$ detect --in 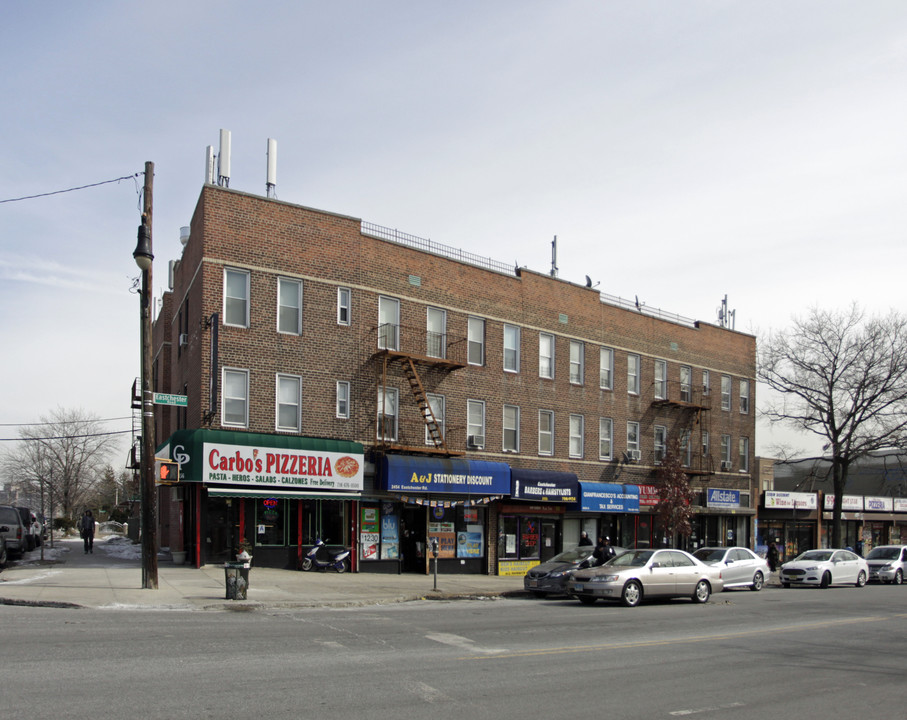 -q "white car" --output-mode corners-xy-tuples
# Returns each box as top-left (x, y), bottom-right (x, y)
(865, 545), (907, 585)
(780, 549), (868, 589)
(693, 546), (769, 591)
